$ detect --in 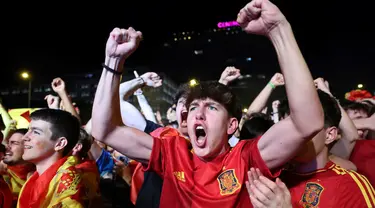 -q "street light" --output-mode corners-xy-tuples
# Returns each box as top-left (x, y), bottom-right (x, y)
(357, 84), (364, 89)
(189, 79), (198, 87)
(20, 71), (32, 108)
